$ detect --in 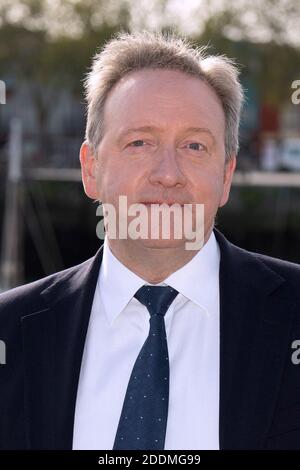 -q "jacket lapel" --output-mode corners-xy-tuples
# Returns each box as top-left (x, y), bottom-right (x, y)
(214, 229), (296, 449)
(21, 245), (104, 449)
